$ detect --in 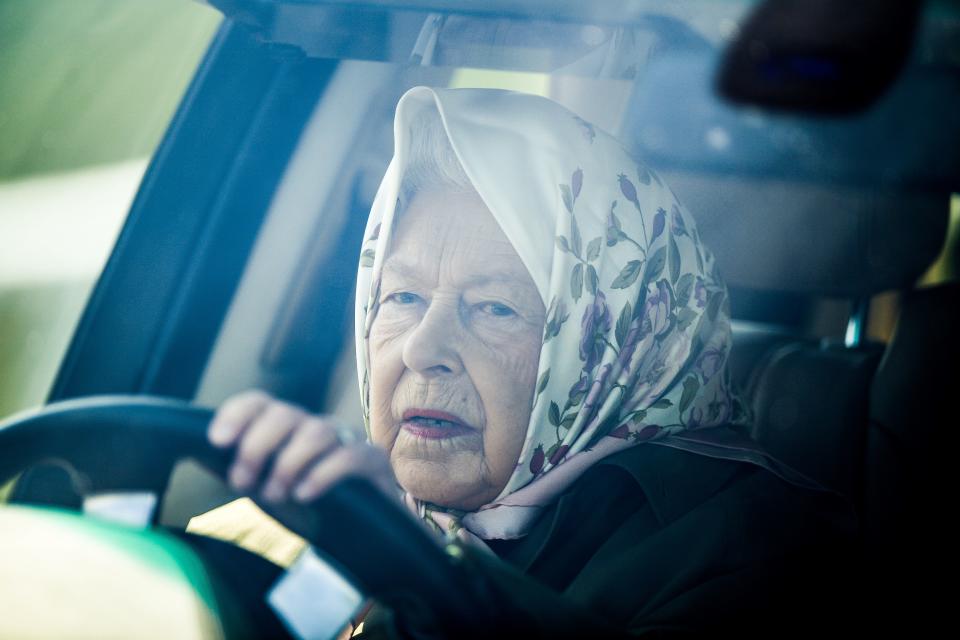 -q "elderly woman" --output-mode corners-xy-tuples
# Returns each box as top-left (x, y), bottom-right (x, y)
(208, 87), (855, 637)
